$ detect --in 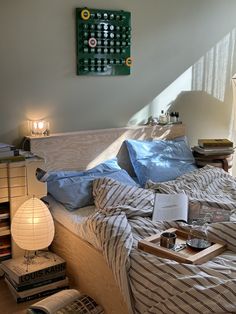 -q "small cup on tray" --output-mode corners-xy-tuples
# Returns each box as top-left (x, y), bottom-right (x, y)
(160, 232), (177, 249)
